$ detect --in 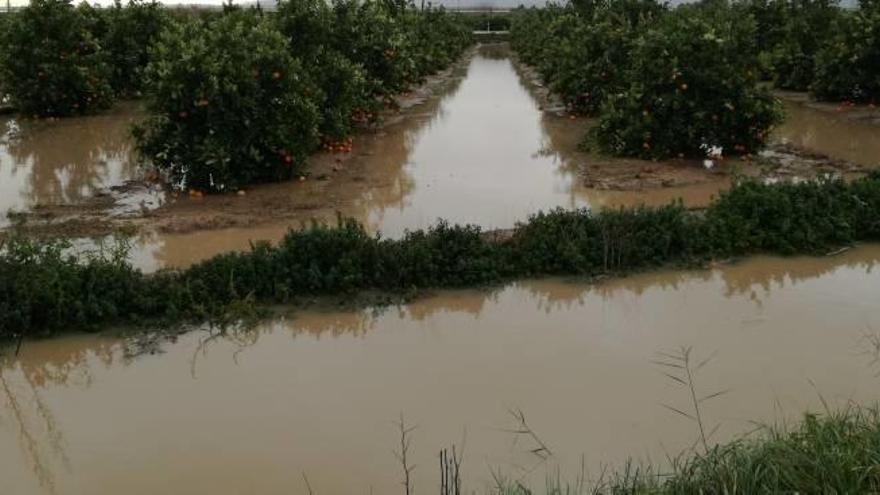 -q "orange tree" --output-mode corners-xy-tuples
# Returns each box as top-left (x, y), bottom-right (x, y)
(275, 0), (374, 140)
(405, 7), (472, 77)
(101, 0), (170, 96)
(330, 0), (416, 95)
(511, 2), (661, 116)
(0, 0), (113, 116)
(770, 0), (840, 91)
(595, 6), (783, 159)
(812, 3), (880, 103)
(134, 11), (320, 192)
